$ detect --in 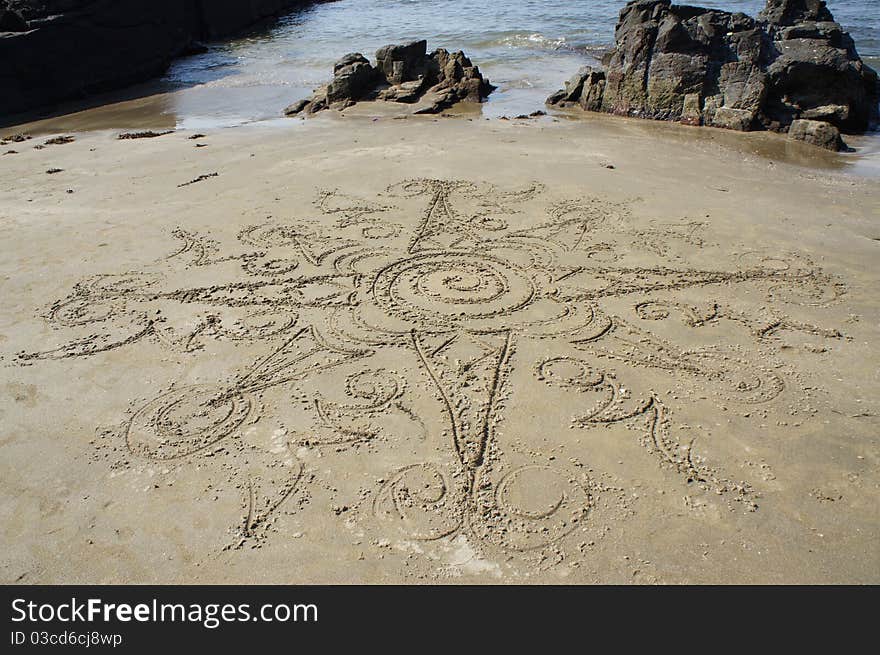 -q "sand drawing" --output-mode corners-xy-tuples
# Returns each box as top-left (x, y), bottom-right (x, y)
(17, 178), (847, 564)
